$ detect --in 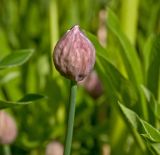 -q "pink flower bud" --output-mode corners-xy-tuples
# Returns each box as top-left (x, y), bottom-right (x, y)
(46, 141), (63, 155)
(78, 71), (103, 99)
(53, 25), (95, 82)
(102, 144), (110, 155)
(0, 111), (17, 144)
